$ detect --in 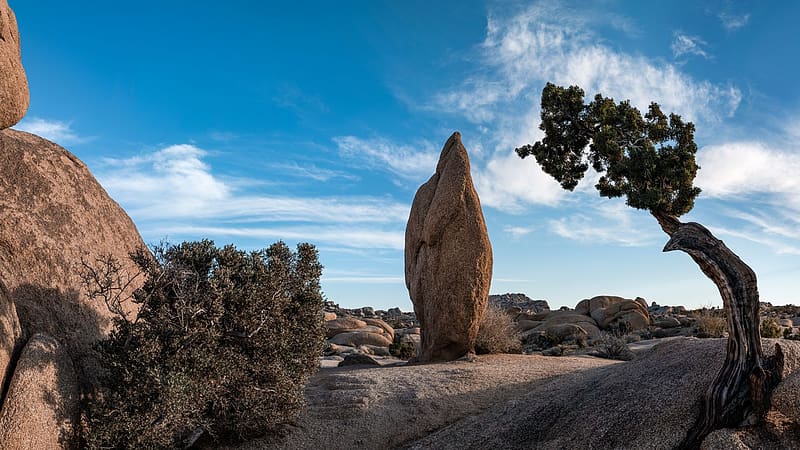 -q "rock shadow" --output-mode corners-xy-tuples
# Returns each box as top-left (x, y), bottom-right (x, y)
(8, 284), (109, 448)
